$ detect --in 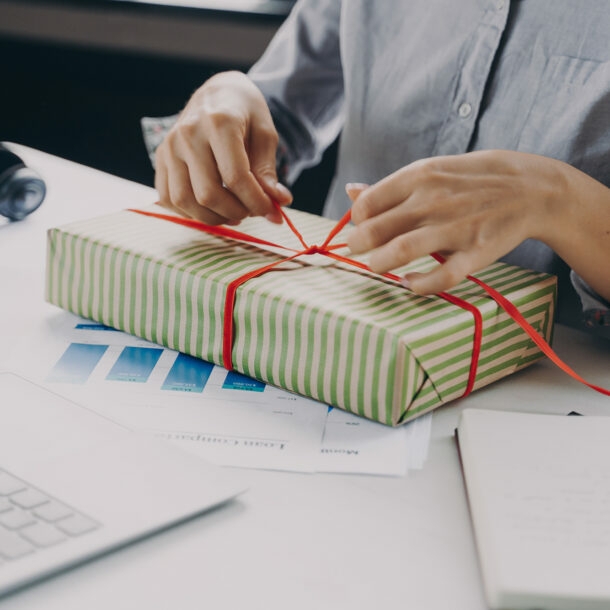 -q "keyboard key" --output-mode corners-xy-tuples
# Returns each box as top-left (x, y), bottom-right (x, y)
(10, 488), (50, 510)
(56, 514), (98, 537)
(0, 527), (35, 559)
(33, 501), (74, 523)
(0, 508), (36, 530)
(0, 472), (26, 496)
(0, 469), (102, 565)
(20, 523), (66, 548)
